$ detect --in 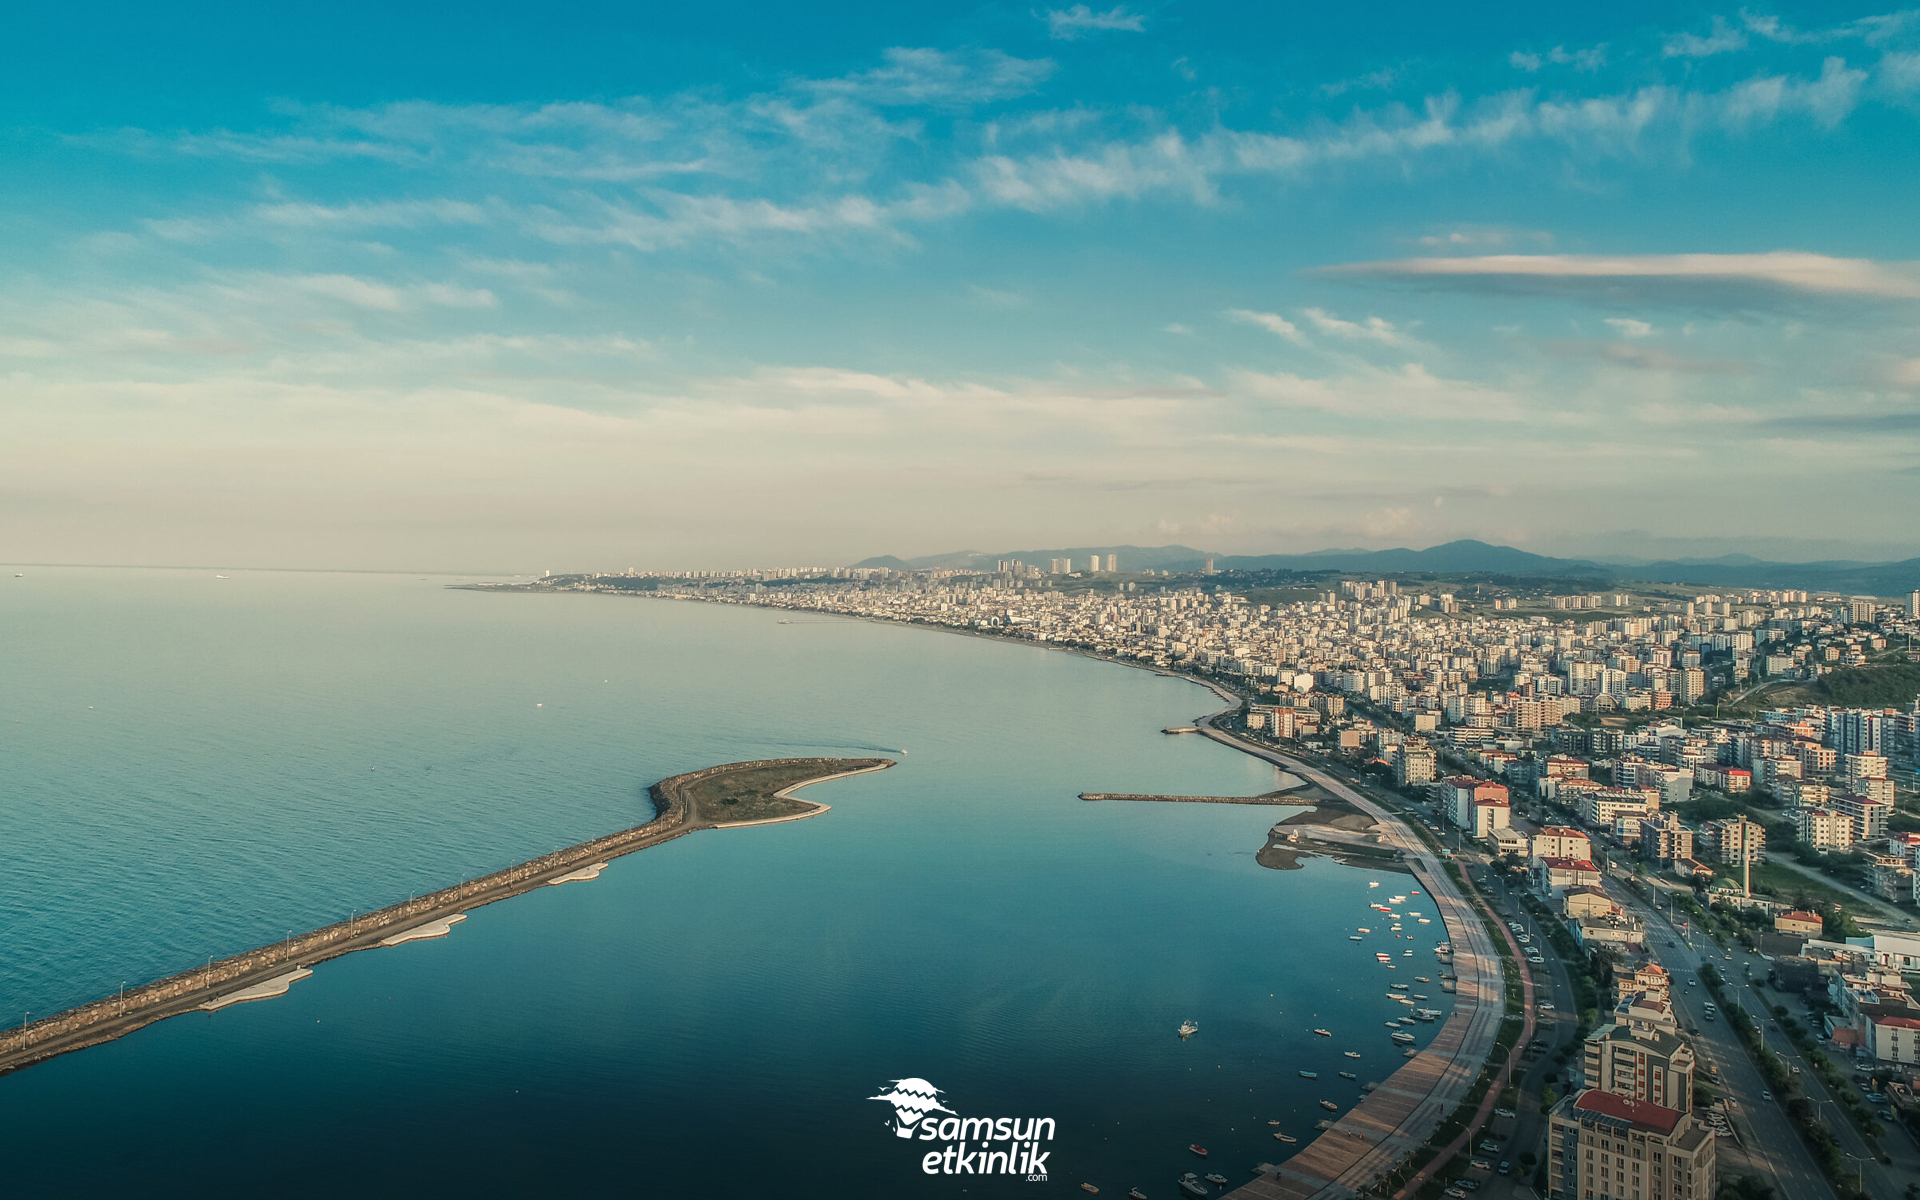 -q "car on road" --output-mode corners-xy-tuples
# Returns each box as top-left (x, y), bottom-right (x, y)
(1444, 1189), (1467, 1199)
(1478, 1140), (1501, 1153)
(1498, 1162), (1510, 1175)
(1493, 1108), (1516, 1118)
(1468, 1160), (1492, 1172)
(1539, 1002), (1555, 1011)
(1792, 1065), (1801, 1074)
(1761, 1092), (1772, 1101)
